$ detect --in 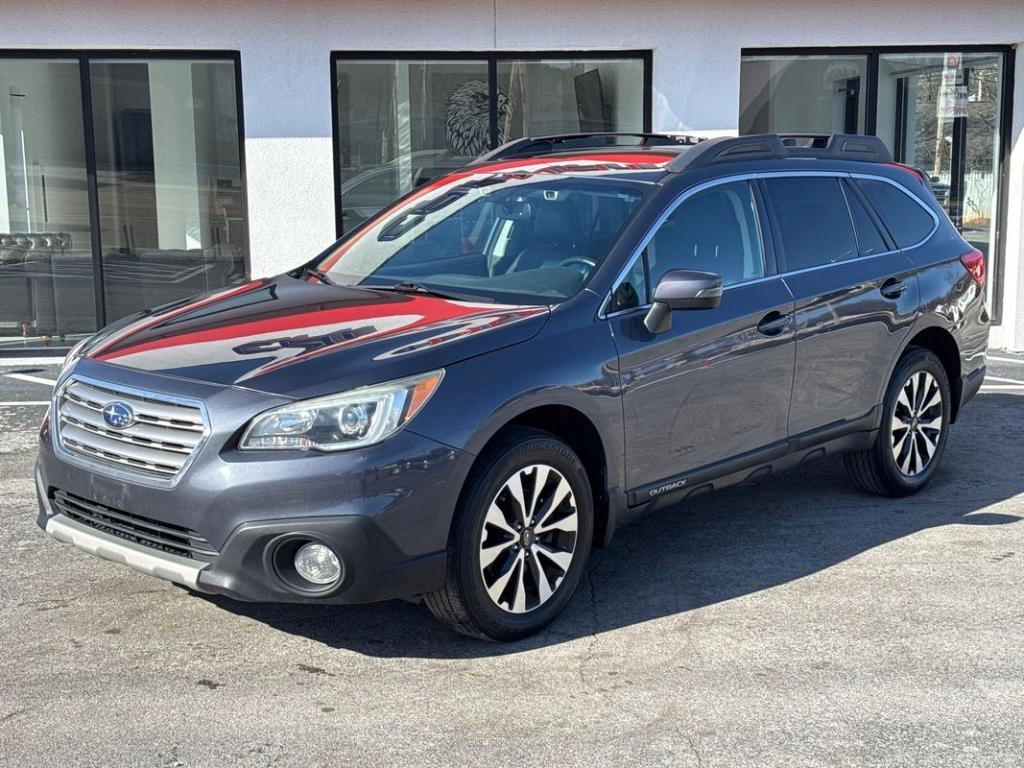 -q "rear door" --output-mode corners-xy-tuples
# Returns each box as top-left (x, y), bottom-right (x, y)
(606, 178), (796, 498)
(760, 173), (922, 437)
